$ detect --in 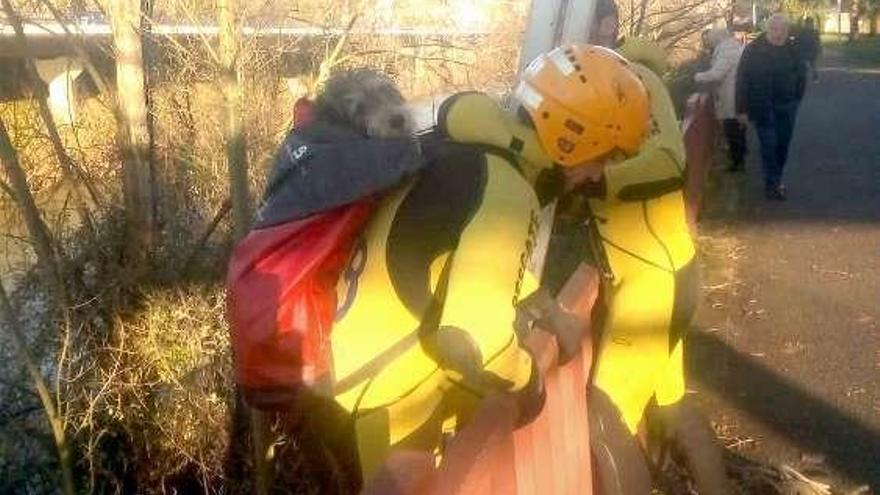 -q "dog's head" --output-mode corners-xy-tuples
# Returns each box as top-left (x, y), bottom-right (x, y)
(315, 68), (414, 138)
